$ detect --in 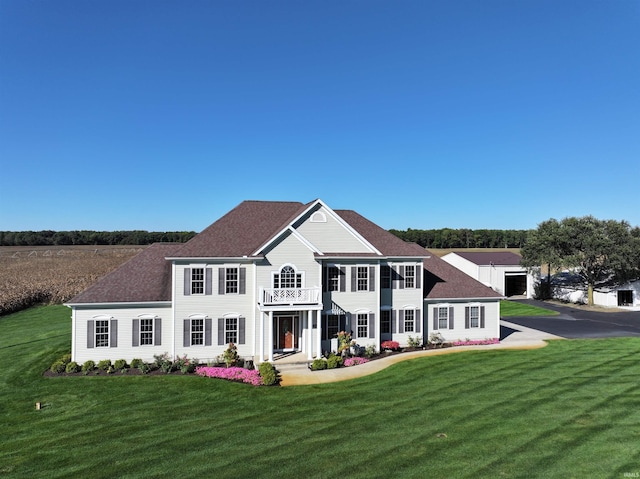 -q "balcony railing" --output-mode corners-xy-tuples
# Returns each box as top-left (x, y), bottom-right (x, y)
(260, 287), (321, 306)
